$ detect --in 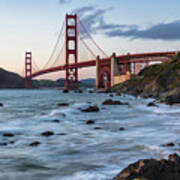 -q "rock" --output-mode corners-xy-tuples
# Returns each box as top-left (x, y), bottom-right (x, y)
(165, 95), (180, 105)
(94, 127), (102, 130)
(3, 133), (14, 137)
(78, 90), (83, 93)
(109, 94), (114, 97)
(52, 120), (60, 123)
(147, 102), (158, 107)
(86, 120), (95, 125)
(9, 141), (15, 144)
(63, 89), (69, 93)
(0, 103), (3, 107)
(81, 106), (100, 112)
(57, 133), (66, 136)
(113, 153), (180, 180)
(162, 142), (175, 147)
(57, 103), (69, 107)
(119, 127), (125, 131)
(88, 90), (94, 93)
(102, 99), (128, 105)
(41, 131), (54, 137)
(29, 141), (41, 147)
(0, 142), (8, 146)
